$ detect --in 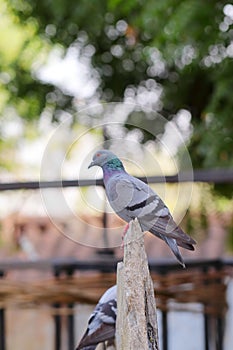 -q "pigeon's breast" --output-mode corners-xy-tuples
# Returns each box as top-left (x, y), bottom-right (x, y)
(105, 175), (135, 216)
